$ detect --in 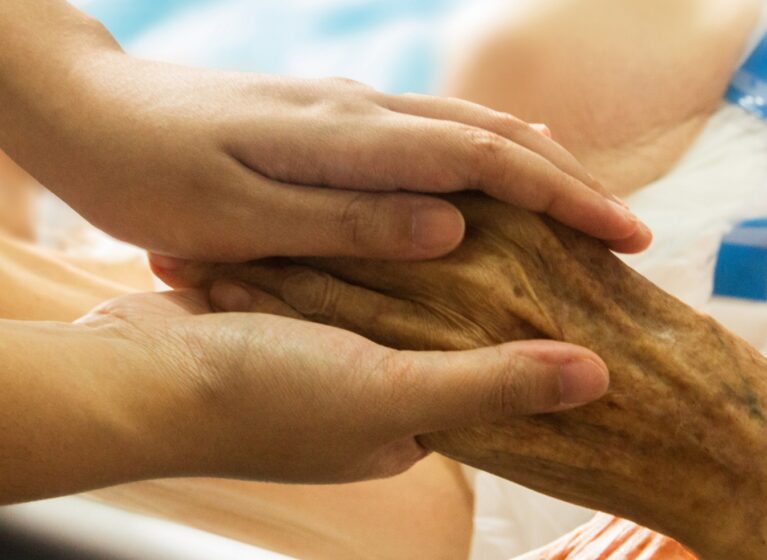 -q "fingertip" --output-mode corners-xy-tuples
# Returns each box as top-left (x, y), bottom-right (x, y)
(530, 123), (552, 138)
(558, 358), (610, 406)
(409, 199), (466, 259)
(506, 340), (610, 410)
(148, 253), (189, 288)
(582, 197), (652, 252)
(606, 221), (653, 254)
(148, 253), (188, 271)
